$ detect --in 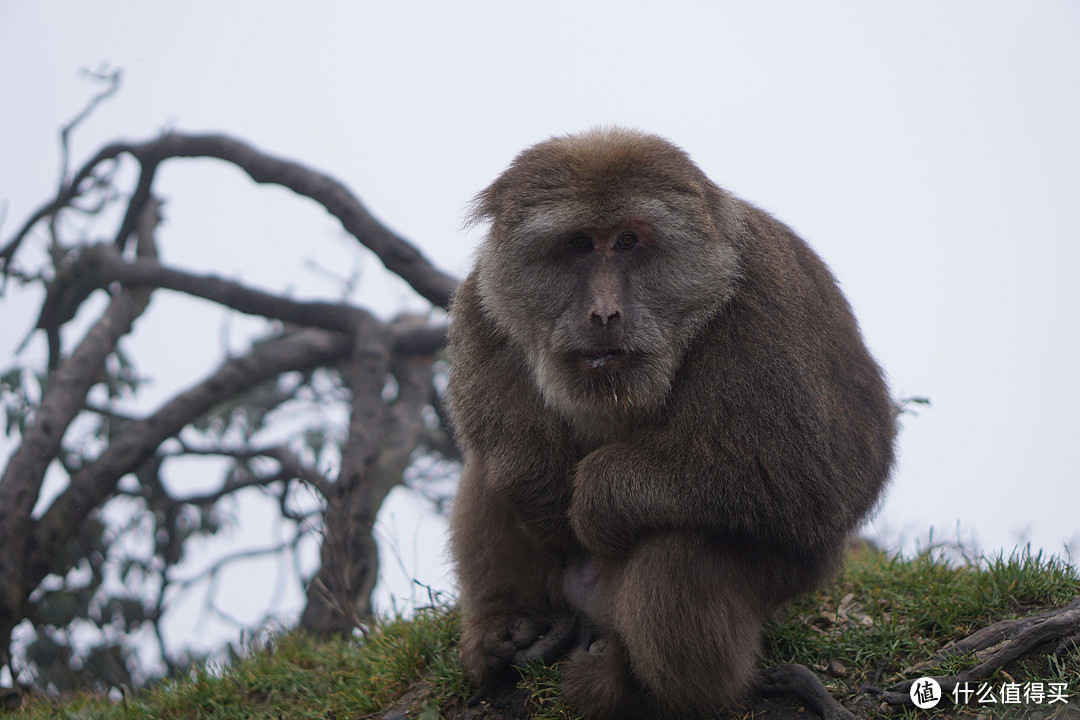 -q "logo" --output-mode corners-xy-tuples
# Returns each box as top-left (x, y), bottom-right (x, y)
(911, 677), (942, 709)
